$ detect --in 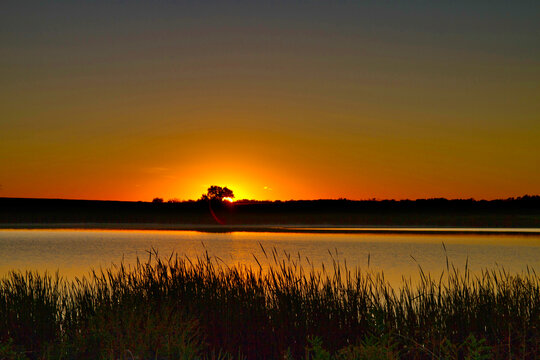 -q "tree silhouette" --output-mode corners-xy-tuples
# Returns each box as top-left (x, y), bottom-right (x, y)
(200, 186), (234, 202)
